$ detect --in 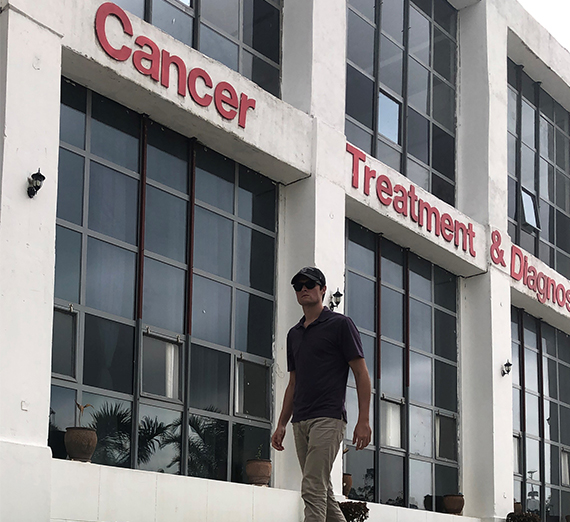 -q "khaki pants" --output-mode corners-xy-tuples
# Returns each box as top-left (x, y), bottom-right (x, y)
(292, 418), (347, 522)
